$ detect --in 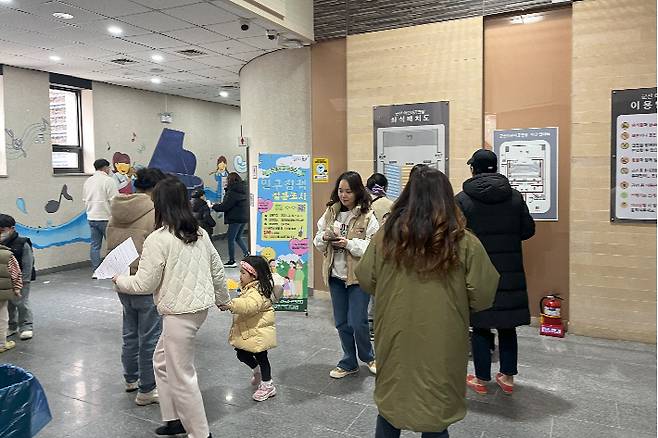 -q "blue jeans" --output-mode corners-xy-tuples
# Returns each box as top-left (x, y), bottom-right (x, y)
(328, 277), (374, 371)
(8, 283), (32, 332)
(89, 220), (108, 271)
(376, 415), (449, 438)
(226, 222), (249, 262)
(118, 293), (162, 393)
